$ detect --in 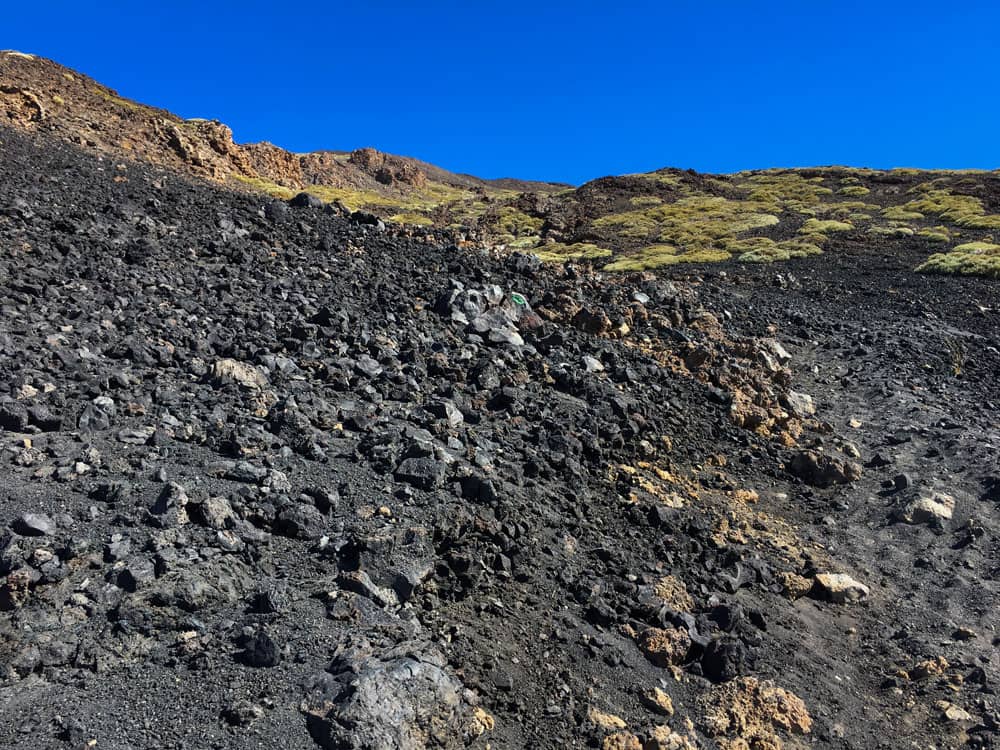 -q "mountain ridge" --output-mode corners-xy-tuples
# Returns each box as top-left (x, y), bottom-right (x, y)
(3, 49), (1000, 278)
(0, 51), (566, 202)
